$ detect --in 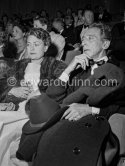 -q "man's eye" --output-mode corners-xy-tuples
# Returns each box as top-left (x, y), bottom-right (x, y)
(89, 36), (95, 41)
(35, 43), (40, 46)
